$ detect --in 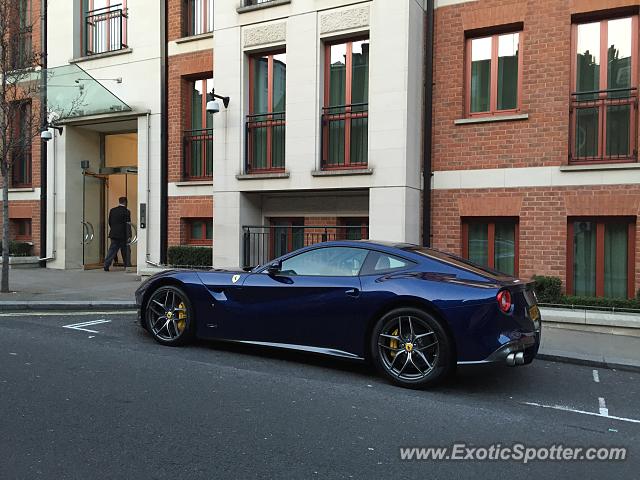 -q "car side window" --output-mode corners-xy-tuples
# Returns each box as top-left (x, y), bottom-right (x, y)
(361, 251), (414, 275)
(280, 247), (368, 276)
